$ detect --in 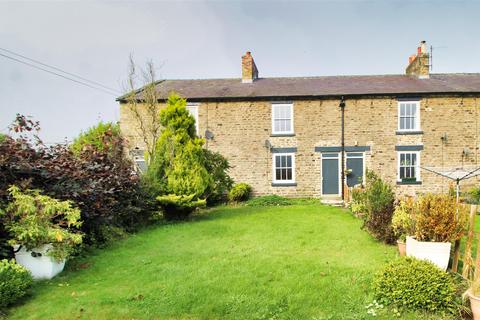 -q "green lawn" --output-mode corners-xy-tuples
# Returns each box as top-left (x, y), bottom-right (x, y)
(6, 203), (456, 319)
